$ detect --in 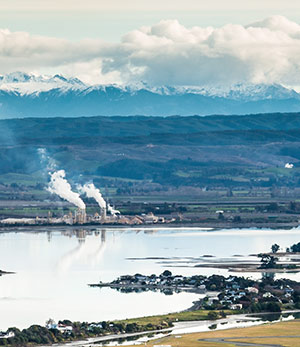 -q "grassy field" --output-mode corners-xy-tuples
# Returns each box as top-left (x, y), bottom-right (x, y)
(116, 310), (236, 325)
(114, 310), (234, 326)
(112, 320), (300, 347)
